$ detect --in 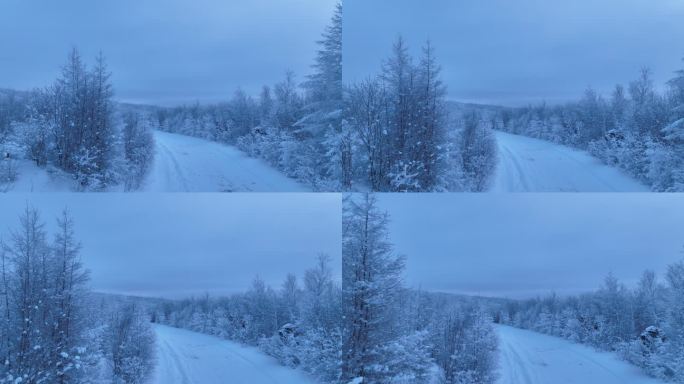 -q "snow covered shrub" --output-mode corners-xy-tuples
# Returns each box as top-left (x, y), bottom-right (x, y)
(0, 152), (17, 184)
(15, 115), (53, 167)
(434, 309), (499, 384)
(258, 323), (302, 368)
(261, 325), (343, 382)
(105, 304), (156, 384)
(618, 327), (678, 381)
(646, 140), (678, 191)
(278, 136), (321, 188)
(587, 131), (624, 166)
(367, 331), (434, 384)
(453, 112), (498, 191)
(122, 112), (155, 191)
(389, 161), (423, 192)
(73, 146), (106, 190)
(296, 328), (343, 383)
